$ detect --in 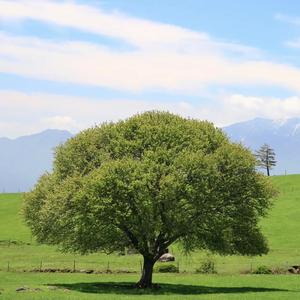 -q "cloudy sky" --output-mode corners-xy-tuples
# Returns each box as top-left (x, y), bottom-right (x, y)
(1, 0), (300, 137)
